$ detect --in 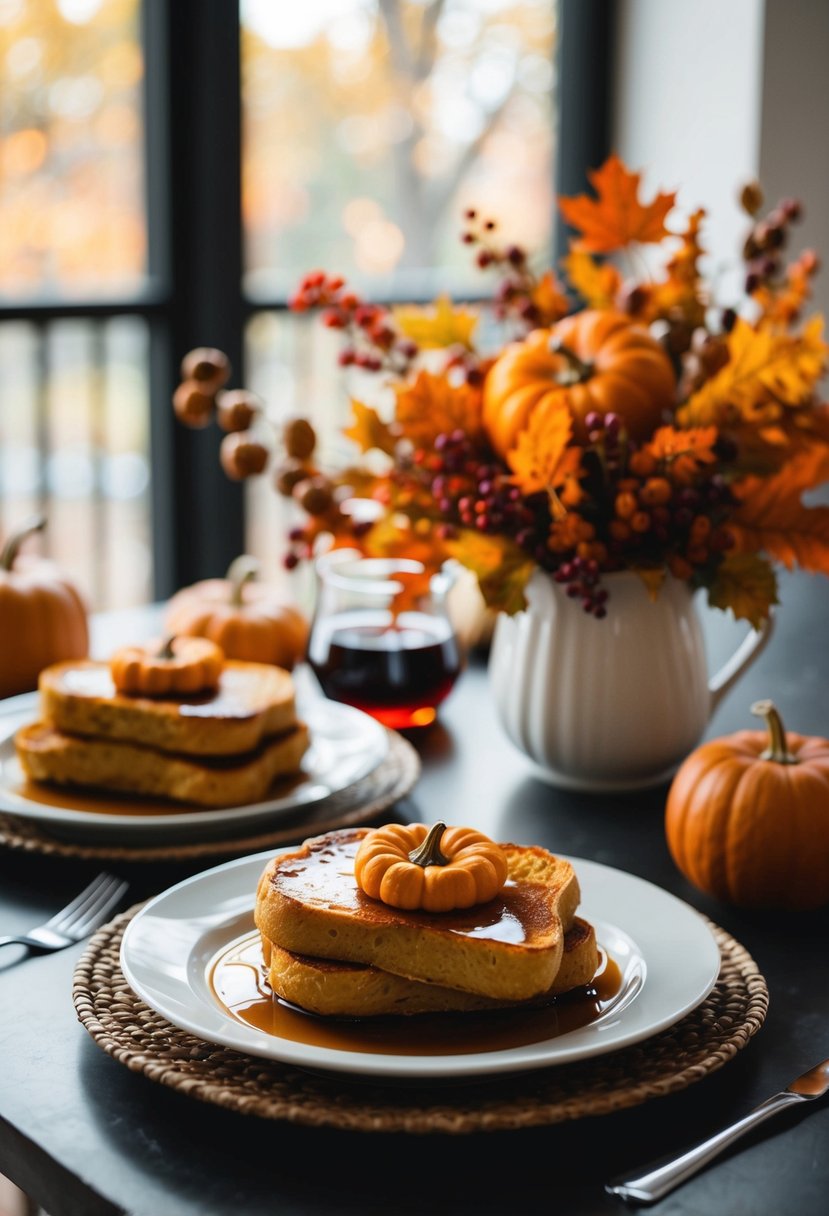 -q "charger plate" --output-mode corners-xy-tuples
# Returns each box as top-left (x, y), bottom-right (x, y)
(73, 906), (768, 1133)
(0, 728), (419, 862)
